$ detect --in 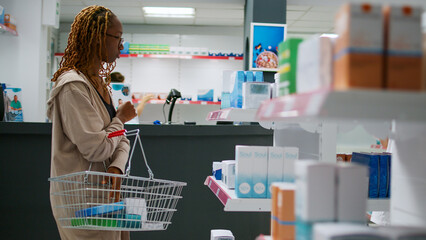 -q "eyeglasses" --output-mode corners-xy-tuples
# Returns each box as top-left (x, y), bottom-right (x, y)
(106, 33), (124, 46)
